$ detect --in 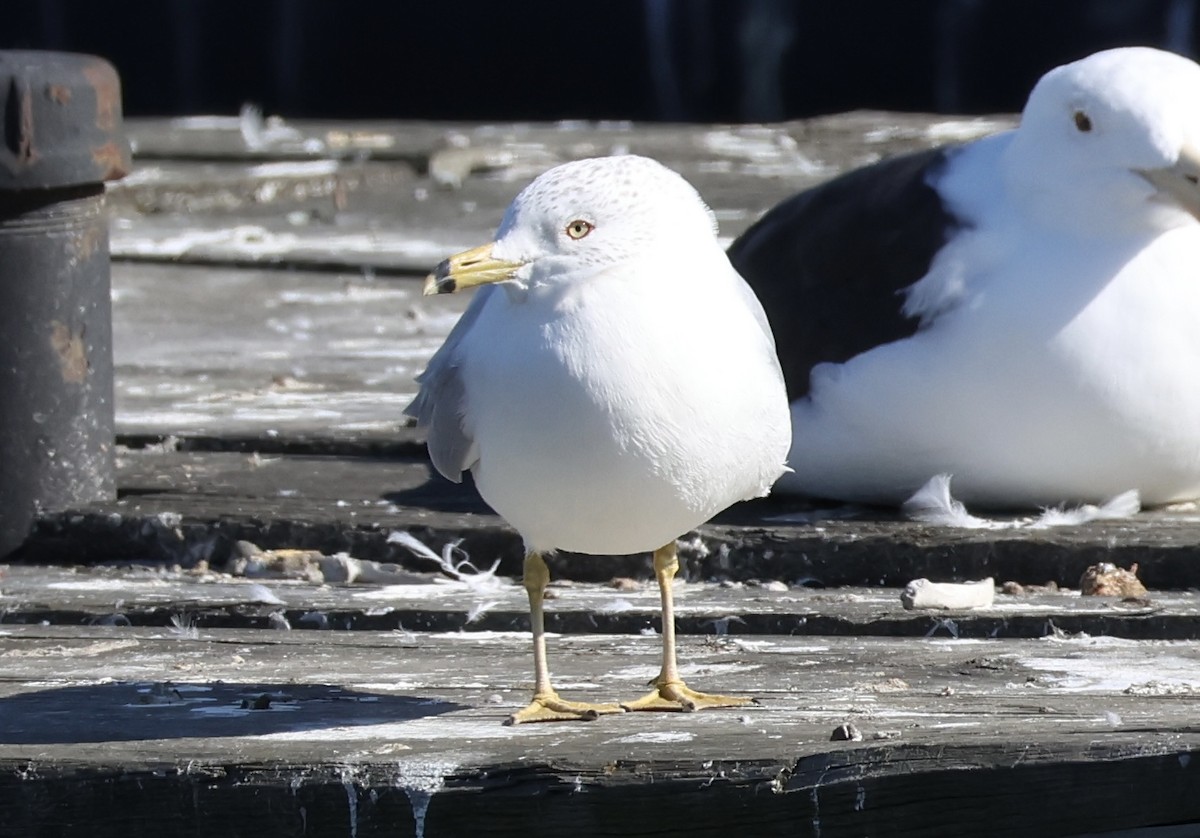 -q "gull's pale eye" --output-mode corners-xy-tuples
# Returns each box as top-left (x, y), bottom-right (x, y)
(565, 219), (594, 240)
(1073, 110), (1093, 132)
